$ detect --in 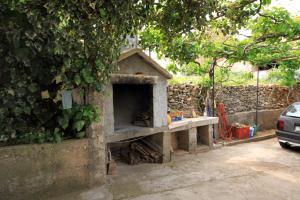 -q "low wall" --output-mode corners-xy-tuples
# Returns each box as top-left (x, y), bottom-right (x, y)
(0, 139), (91, 200)
(212, 109), (283, 139)
(215, 85), (300, 114)
(227, 109), (283, 130)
